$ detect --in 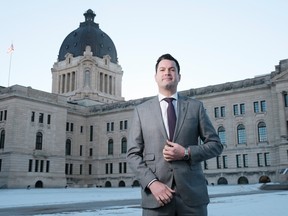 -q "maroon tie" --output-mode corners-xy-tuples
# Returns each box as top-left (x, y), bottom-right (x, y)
(163, 98), (176, 141)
